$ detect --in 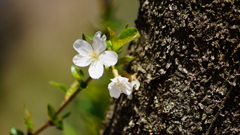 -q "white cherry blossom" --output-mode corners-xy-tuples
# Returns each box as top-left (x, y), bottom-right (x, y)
(73, 31), (118, 79)
(108, 76), (132, 98)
